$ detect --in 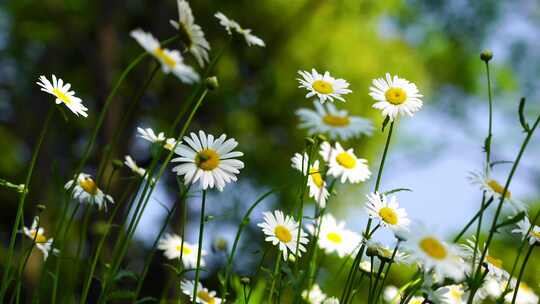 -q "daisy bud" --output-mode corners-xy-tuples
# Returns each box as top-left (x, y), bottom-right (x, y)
(480, 49), (493, 62)
(112, 159), (124, 170)
(213, 237), (228, 252)
(205, 76), (219, 90)
(288, 253), (297, 263)
(304, 137), (316, 146)
(205, 215), (214, 222)
(240, 277), (251, 285)
(16, 184), (26, 194)
(316, 134), (328, 143)
(366, 244), (378, 257)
